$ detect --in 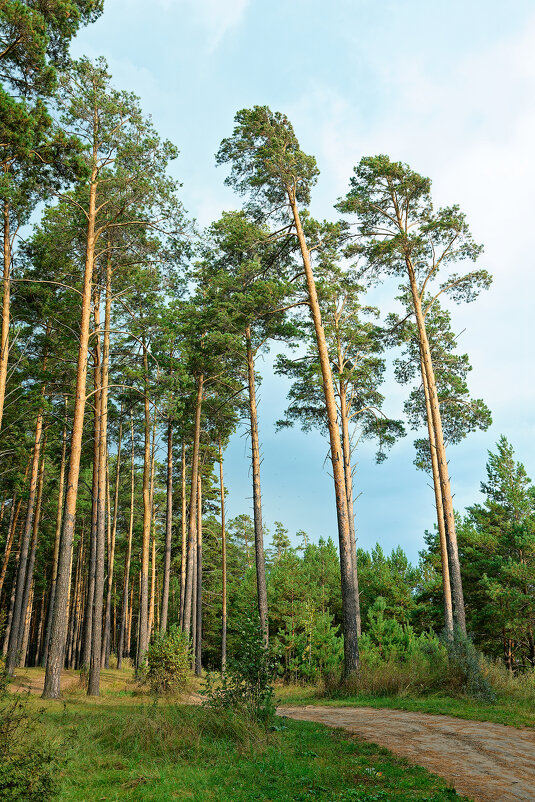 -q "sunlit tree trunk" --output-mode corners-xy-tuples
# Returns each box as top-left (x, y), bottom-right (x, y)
(179, 442), (187, 627)
(117, 415), (135, 669)
(420, 353), (454, 637)
(218, 437), (227, 674)
(407, 262), (466, 634)
(245, 326), (268, 644)
(6, 389), (47, 675)
(0, 196), (11, 432)
(43, 151), (99, 699)
(183, 375), (203, 635)
(288, 192), (359, 675)
(137, 338), (151, 666)
(195, 473), (202, 676)
(160, 421), (173, 634)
